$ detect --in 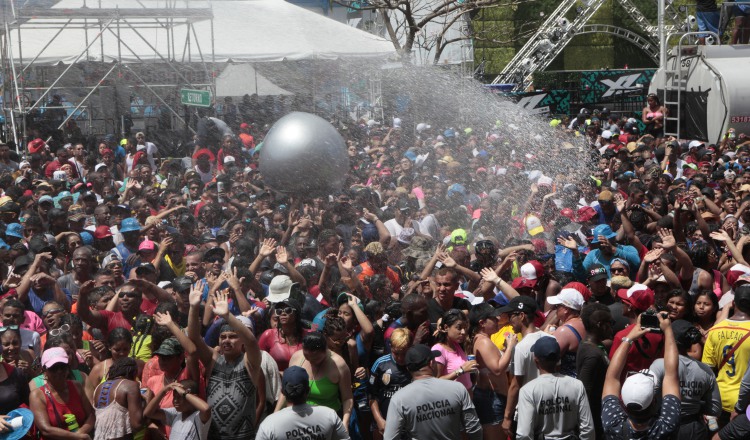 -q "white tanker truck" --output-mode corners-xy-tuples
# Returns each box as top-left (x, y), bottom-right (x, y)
(649, 44), (750, 143)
